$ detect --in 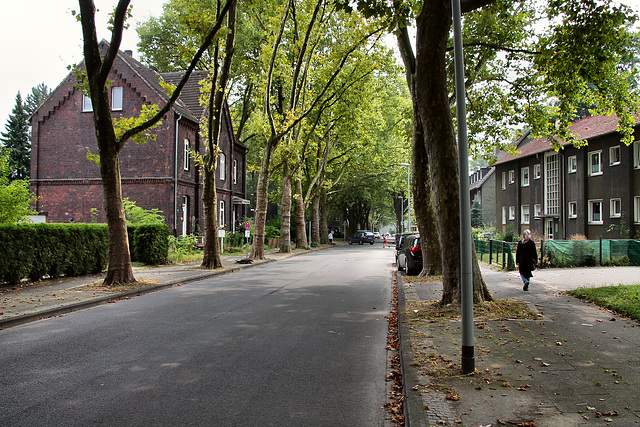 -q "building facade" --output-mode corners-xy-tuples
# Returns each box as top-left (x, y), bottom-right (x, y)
(469, 166), (496, 227)
(494, 115), (640, 240)
(30, 43), (247, 236)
